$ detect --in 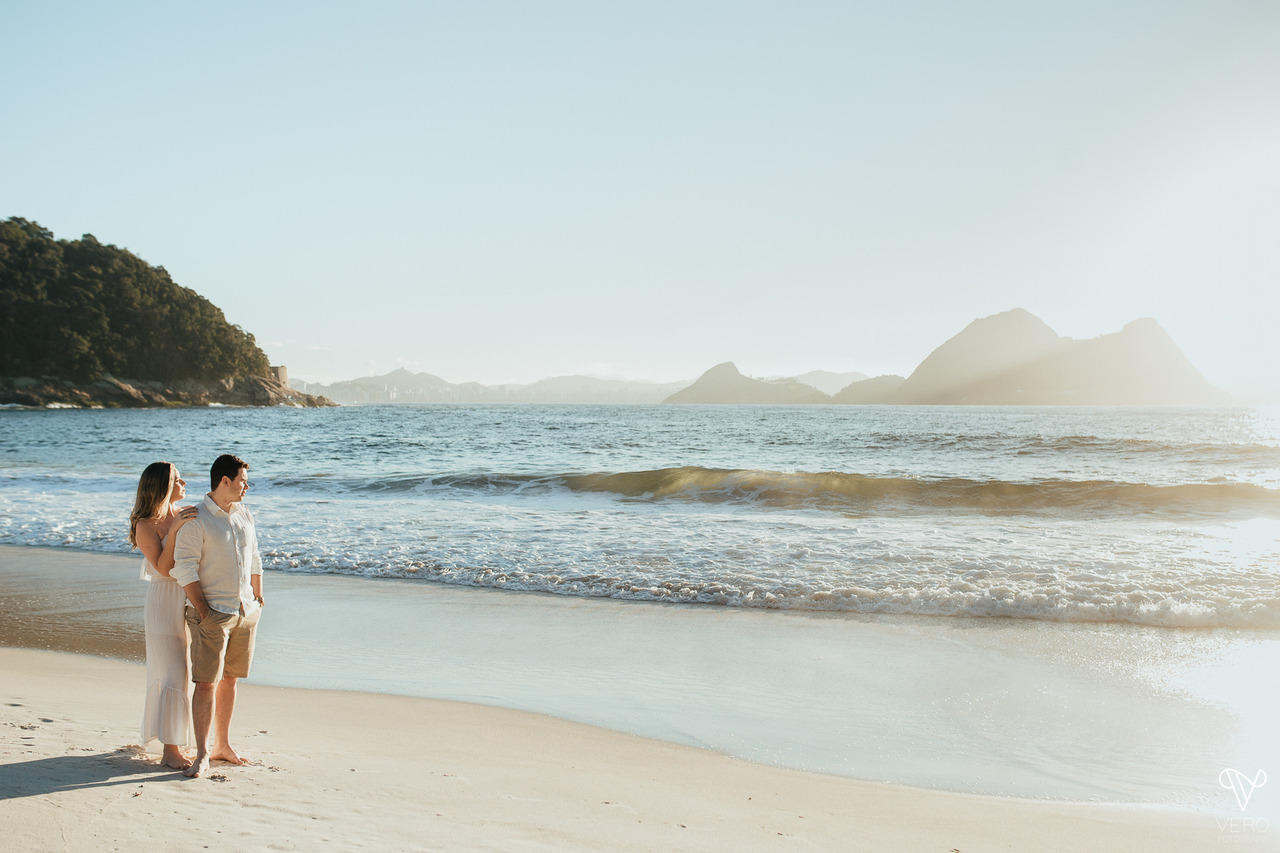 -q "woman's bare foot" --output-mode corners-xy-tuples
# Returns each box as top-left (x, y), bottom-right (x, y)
(209, 744), (246, 765)
(162, 744), (192, 771)
(184, 753), (210, 778)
